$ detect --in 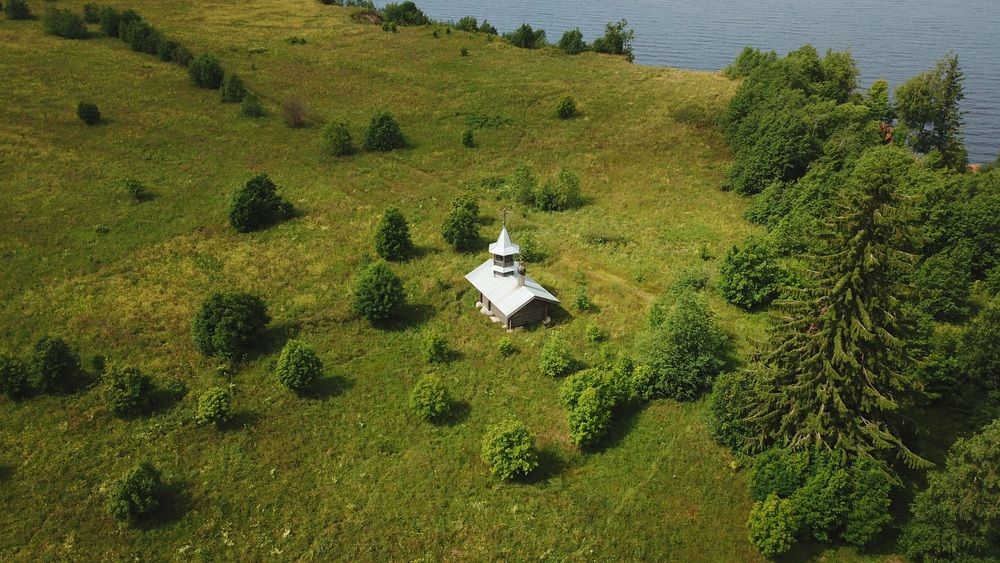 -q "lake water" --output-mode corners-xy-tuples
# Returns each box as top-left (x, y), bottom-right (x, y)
(382, 0), (1000, 163)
